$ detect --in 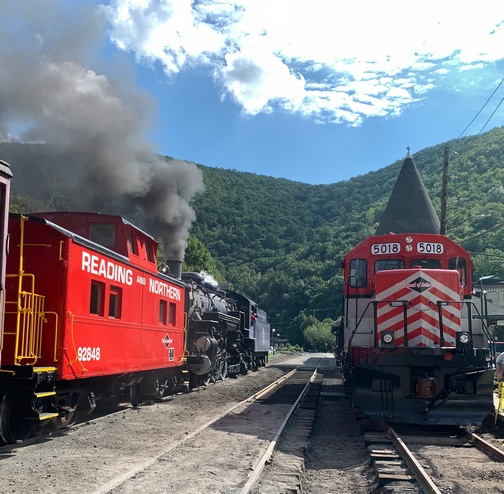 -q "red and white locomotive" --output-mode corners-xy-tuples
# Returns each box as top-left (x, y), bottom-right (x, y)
(336, 151), (496, 425)
(0, 160), (270, 444)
